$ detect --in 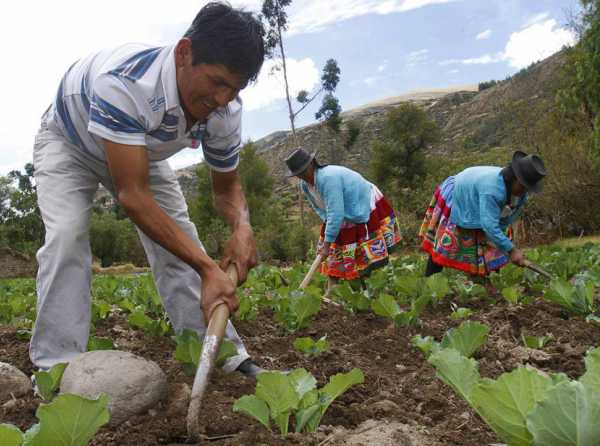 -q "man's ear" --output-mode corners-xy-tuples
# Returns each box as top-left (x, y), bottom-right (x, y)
(175, 38), (193, 68)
